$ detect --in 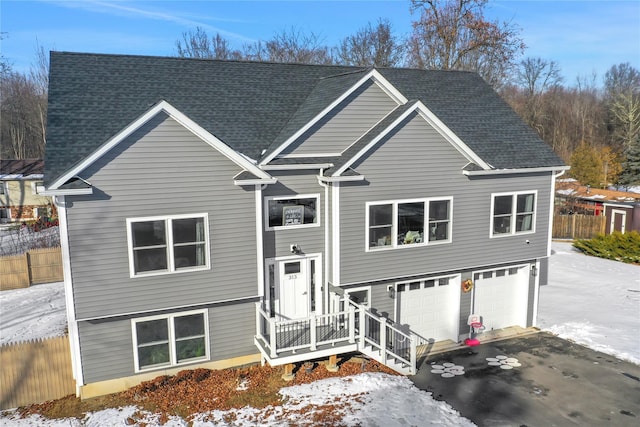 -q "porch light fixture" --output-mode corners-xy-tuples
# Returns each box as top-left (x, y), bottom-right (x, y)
(387, 285), (395, 299)
(531, 264), (537, 277)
